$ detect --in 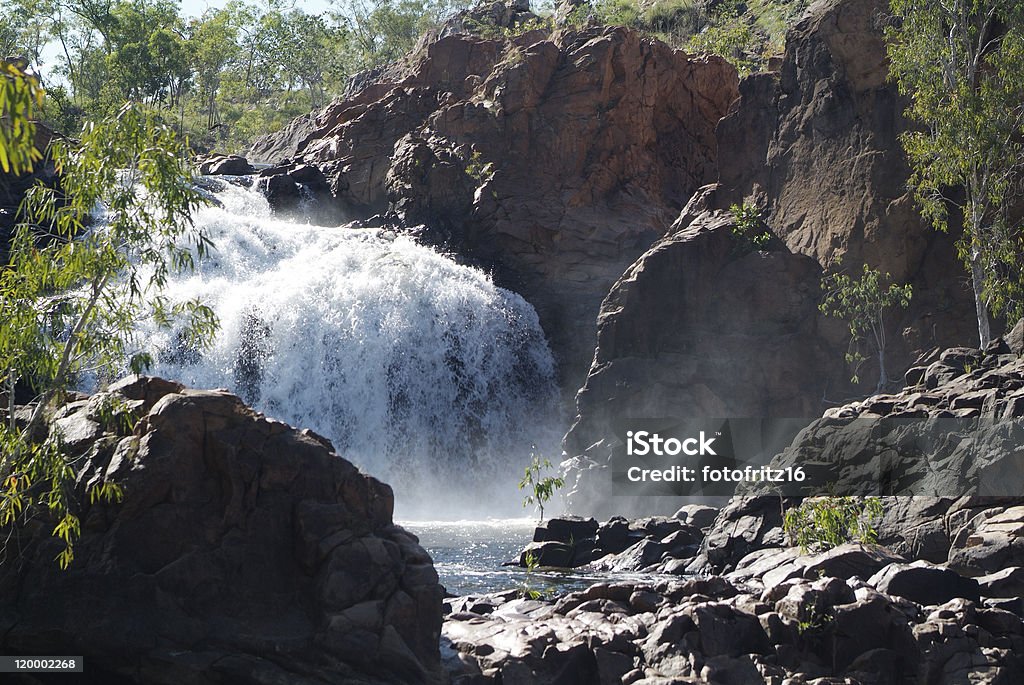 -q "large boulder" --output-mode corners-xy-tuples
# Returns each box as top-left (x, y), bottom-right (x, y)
(562, 209), (832, 516)
(868, 561), (981, 606)
(0, 377), (444, 685)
